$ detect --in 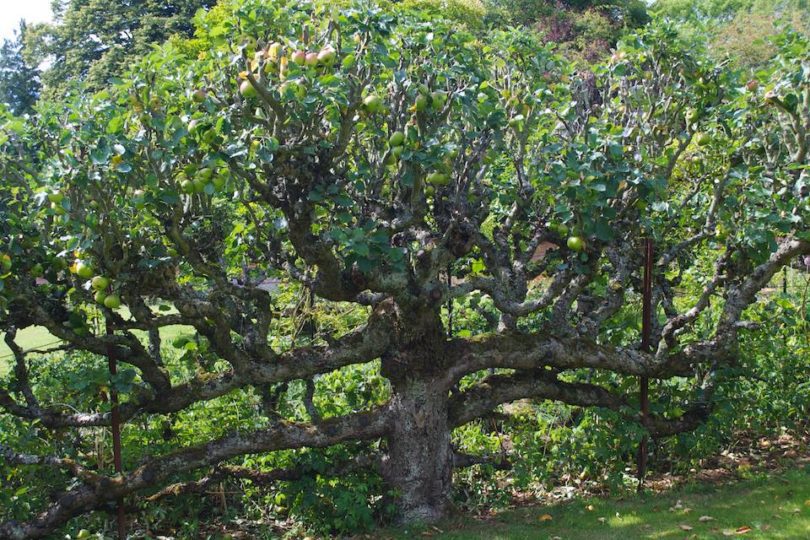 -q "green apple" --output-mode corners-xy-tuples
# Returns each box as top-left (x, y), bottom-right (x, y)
(390, 146), (404, 159)
(239, 79), (258, 99)
(363, 94), (383, 113)
(415, 94), (429, 112)
(192, 89), (207, 102)
(389, 131), (405, 147)
(91, 276), (110, 291)
(305, 52), (319, 66)
(550, 222), (568, 236)
(76, 529), (92, 540)
(47, 190), (64, 203)
(426, 172), (450, 186)
(103, 294), (121, 309)
(431, 91), (447, 109)
(94, 290), (107, 304)
(317, 46), (336, 65)
(212, 175), (226, 190)
(180, 179), (195, 194)
(696, 132), (712, 146)
(50, 202), (66, 215)
(0, 253), (11, 272)
(193, 178), (207, 194)
(292, 50), (306, 65)
(75, 261), (94, 279)
(567, 236), (586, 252)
